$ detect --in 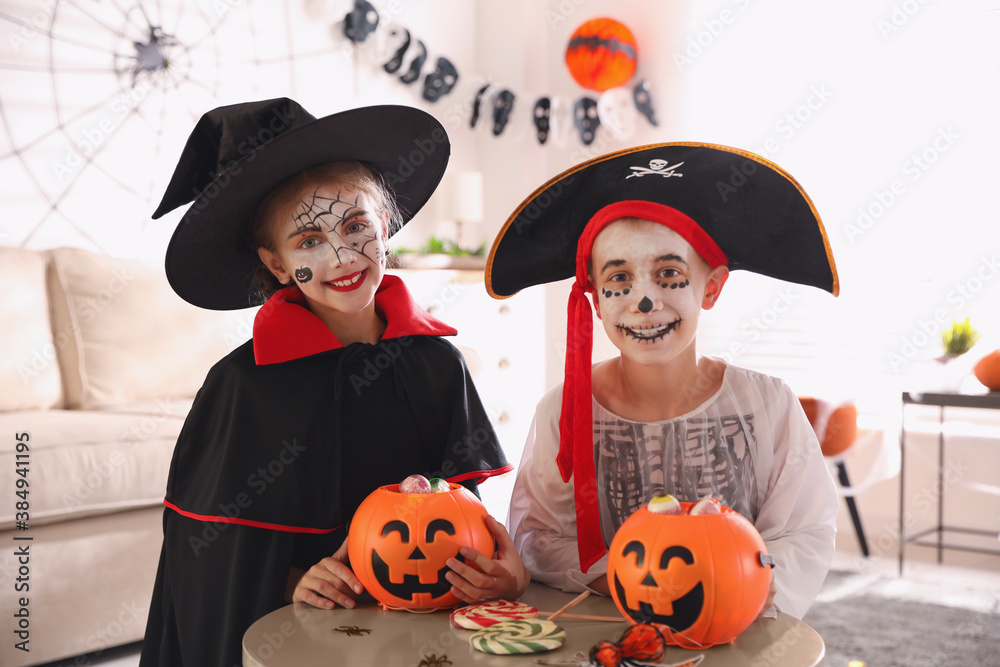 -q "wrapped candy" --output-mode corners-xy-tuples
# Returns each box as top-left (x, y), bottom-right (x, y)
(688, 497), (722, 516)
(399, 474), (433, 494)
(646, 494), (683, 515)
(428, 477), (450, 493)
